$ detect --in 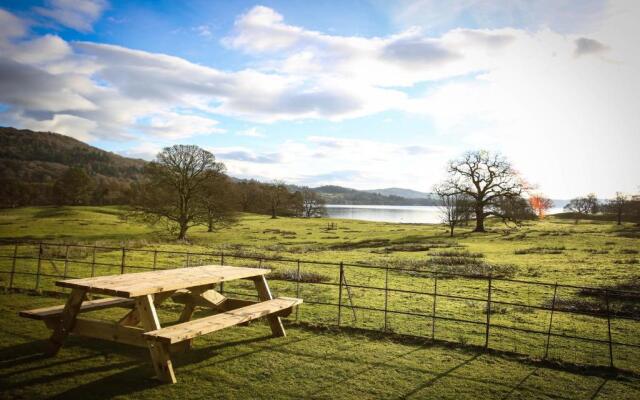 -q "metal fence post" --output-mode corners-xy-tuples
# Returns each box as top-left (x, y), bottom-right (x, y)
(605, 290), (614, 368)
(296, 259), (301, 321)
(544, 283), (558, 359)
(432, 271), (438, 341)
(485, 273), (493, 348)
(8, 243), (18, 290)
(186, 252), (190, 268)
(35, 242), (43, 290)
(120, 247), (126, 274)
(219, 251), (225, 293)
(384, 266), (389, 332)
(337, 262), (344, 326)
(90, 246), (97, 277)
